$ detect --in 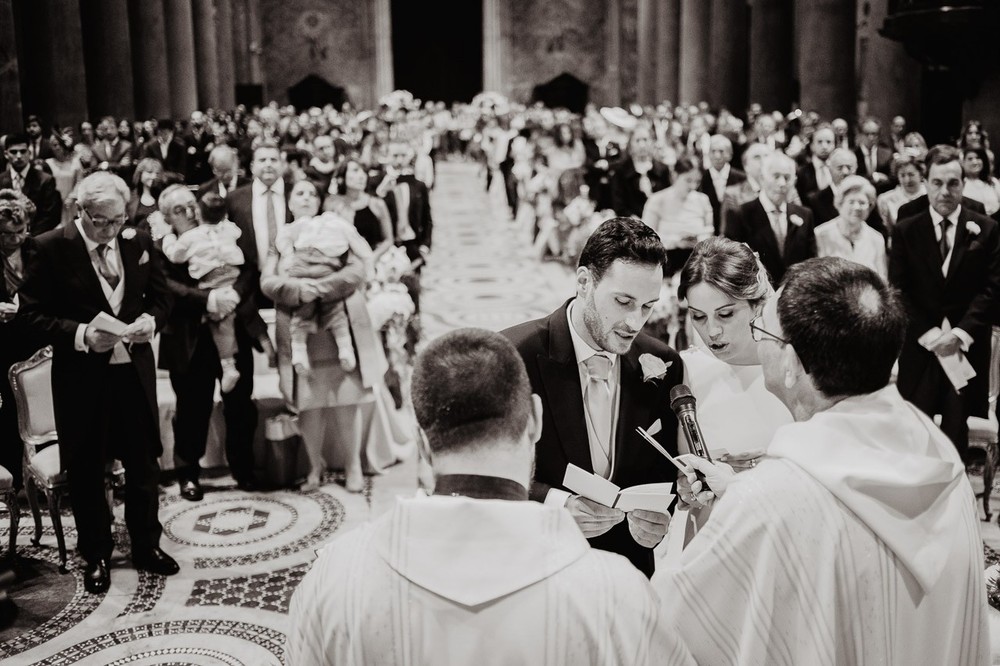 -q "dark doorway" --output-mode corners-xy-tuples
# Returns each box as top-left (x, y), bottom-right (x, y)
(391, 0), (482, 104)
(533, 73), (589, 114)
(288, 75), (348, 111)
